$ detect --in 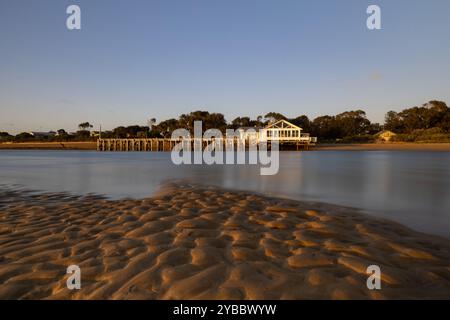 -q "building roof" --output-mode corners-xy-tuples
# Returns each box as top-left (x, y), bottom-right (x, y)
(29, 131), (55, 136)
(375, 130), (397, 136)
(265, 119), (302, 130)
